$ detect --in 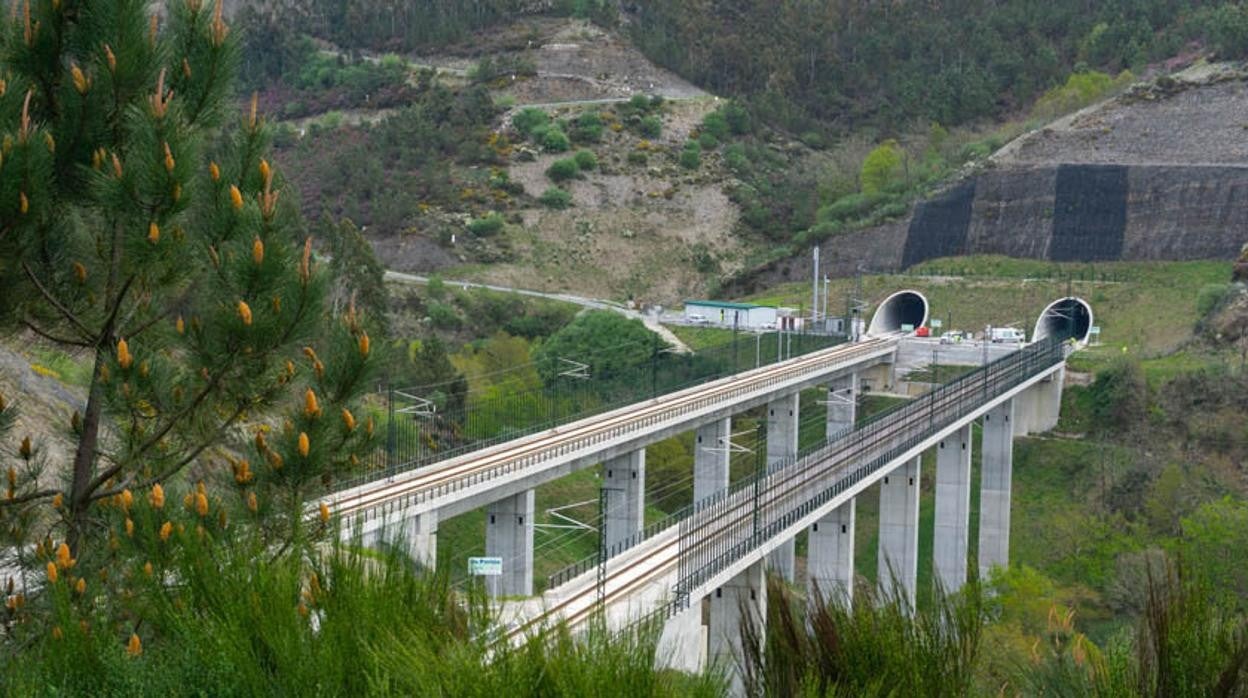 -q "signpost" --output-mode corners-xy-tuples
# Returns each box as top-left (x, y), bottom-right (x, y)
(468, 557), (503, 577)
